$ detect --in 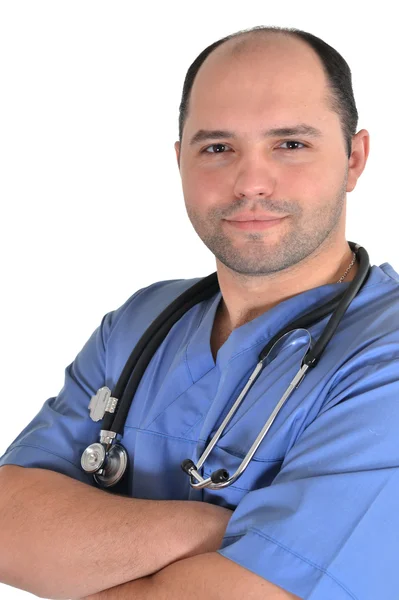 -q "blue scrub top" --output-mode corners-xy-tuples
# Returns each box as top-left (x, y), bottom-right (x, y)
(2, 262), (399, 599)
